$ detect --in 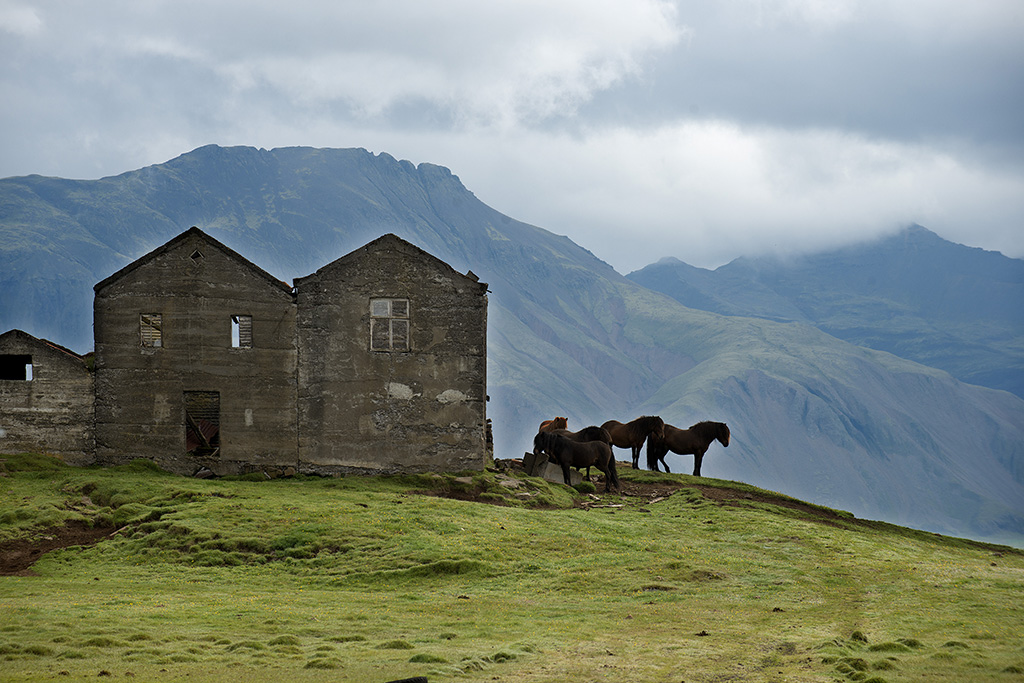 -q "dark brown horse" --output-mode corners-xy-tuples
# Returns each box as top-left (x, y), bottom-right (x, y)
(534, 426), (612, 480)
(533, 431), (620, 492)
(601, 416), (665, 469)
(647, 421), (730, 476)
(539, 416), (568, 432)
